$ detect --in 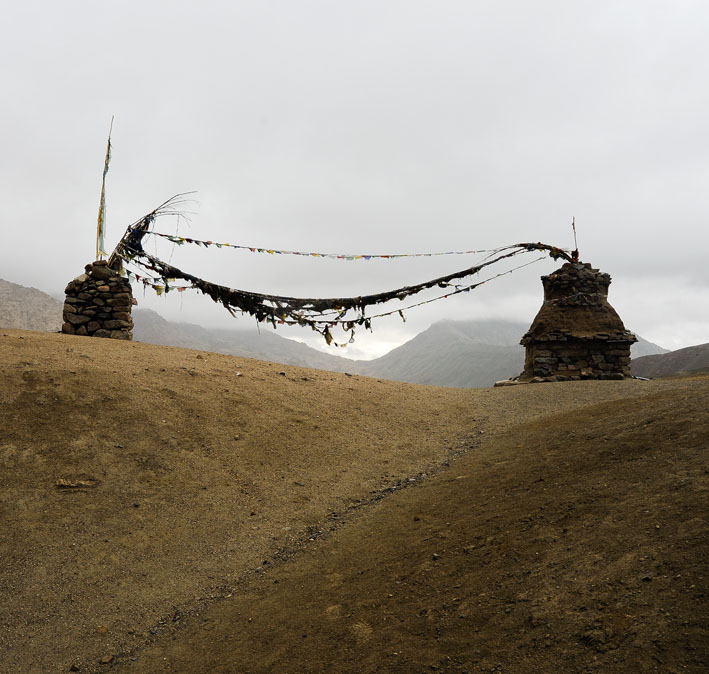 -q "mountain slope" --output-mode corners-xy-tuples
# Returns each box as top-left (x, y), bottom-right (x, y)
(132, 308), (354, 371)
(355, 319), (528, 386)
(632, 342), (709, 378)
(0, 279), (62, 331)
